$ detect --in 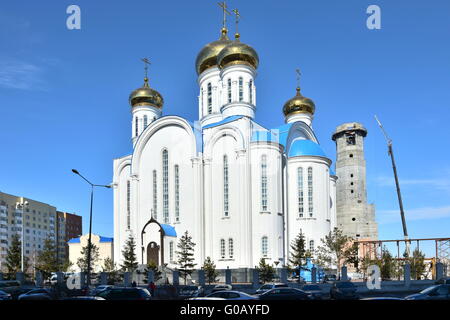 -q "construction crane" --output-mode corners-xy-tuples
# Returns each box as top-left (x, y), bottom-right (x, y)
(375, 115), (410, 256)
